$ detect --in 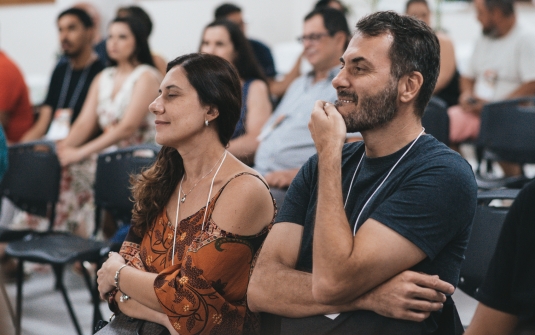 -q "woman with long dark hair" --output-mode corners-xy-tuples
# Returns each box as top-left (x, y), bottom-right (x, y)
(53, 16), (161, 236)
(97, 53), (275, 334)
(200, 20), (272, 163)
